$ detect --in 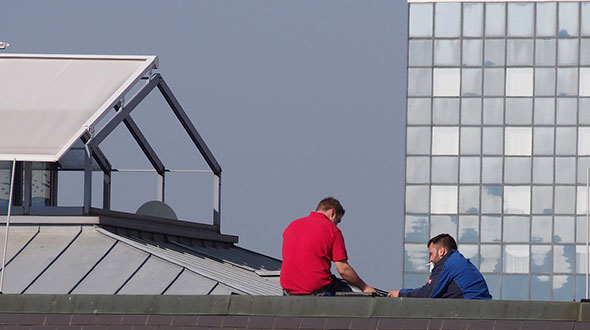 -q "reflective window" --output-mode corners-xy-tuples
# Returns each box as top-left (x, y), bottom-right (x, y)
(483, 98), (504, 124)
(404, 273), (429, 290)
(405, 243), (429, 272)
(506, 68), (533, 97)
(407, 98), (431, 125)
(507, 39), (534, 66)
(531, 276), (552, 301)
(580, 68), (590, 97)
(406, 185), (430, 213)
(534, 68), (555, 96)
(536, 2), (557, 37)
(576, 275), (589, 301)
(582, 40), (590, 66)
(578, 158), (590, 184)
(481, 216), (501, 242)
(553, 275), (574, 301)
(558, 2), (579, 37)
(431, 157), (458, 184)
(554, 245), (575, 273)
(508, 3), (534, 37)
(460, 157), (480, 184)
(408, 40), (432, 67)
(463, 3), (483, 37)
(555, 157), (575, 184)
(504, 216), (530, 242)
(533, 157), (554, 184)
(406, 157), (430, 184)
(505, 127), (532, 156)
(534, 98), (555, 125)
(485, 3), (505, 37)
(405, 215), (429, 243)
(579, 128), (590, 155)
(481, 185), (502, 213)
(555, 127), (576, 155)
(430, 215), (457, 237)
(556, 98), (577, 125)
(432, 127), (459, 155)
(531, 246), (552, 274)
(480, 244), (501, 272)
(484, 69), (505, 96)
(554, 216), (575, 244)
(502, 275), (529, 300)
(584, 3), (590, 36)
(459, 216), (479, 242)
(506, 98), (532, 125)
(433, 98), (459, 125)
(532, 186), (553, 215)
(484, 274), (501, 299)
(555, 186), (575, 214)
(434, 39), (460, 66)
(435, 2), (460, 37)
(535, 39), (556, 66)
(484, 40), (505, 67)
(558, 39), (579, 66)
(430, 186), (458, 214)
(407, 126), (430, 155)
(504, 245), (530, 274)
(578, 187), (589, 215)
(459, 186), (479, 214)
(504, 157), (531, 184)
(461, 98), (481, 125)
(408, 68), (432, 96)
(409, 3), (433, 37)
(433, 69), (460, 96)
(533, 127), (554, 156)
(576, 245), (588, 273)
(557, 68), (578, 96)
(460, 244), (479, 267)
(581, 98), (590, 124)
(532, 216), (553, 243)
(482, 127), (503, 155)
(463, 40), (482, 67)
(462, 69), (482, 96)
(460, 127), (481, 155)
(504, 186), (531, 215)
(482, 157), (502, 184)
